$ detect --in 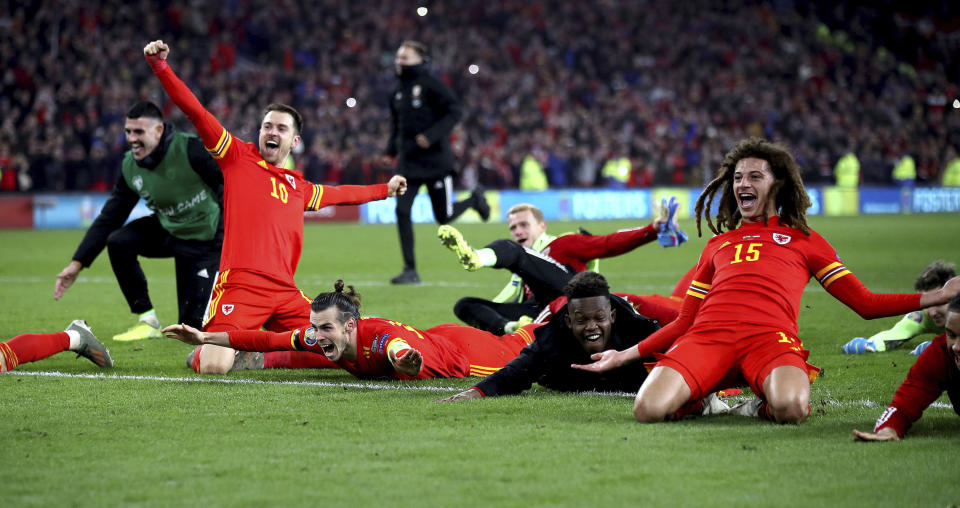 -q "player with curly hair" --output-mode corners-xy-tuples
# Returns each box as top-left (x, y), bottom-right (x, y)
(573, 138), (960, 424)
